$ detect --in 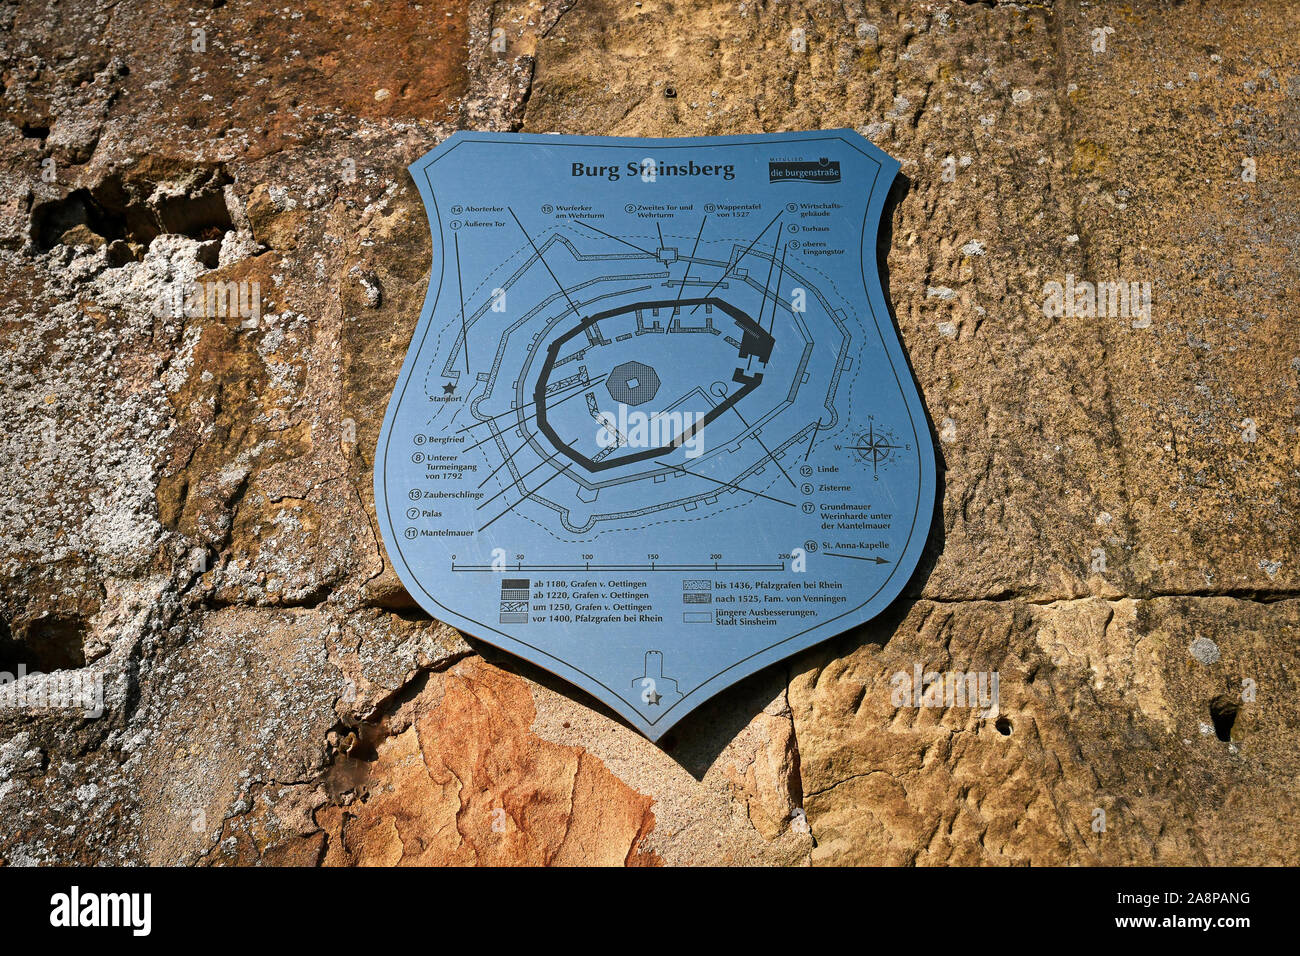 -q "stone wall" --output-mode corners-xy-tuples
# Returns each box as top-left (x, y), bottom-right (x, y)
(1, 0), (1297, 865)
